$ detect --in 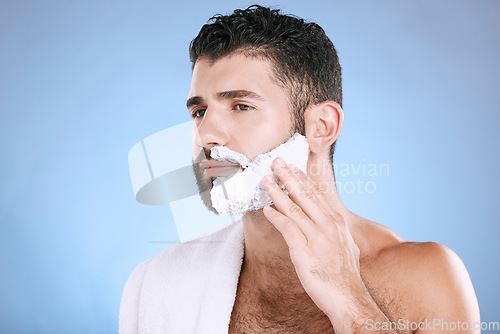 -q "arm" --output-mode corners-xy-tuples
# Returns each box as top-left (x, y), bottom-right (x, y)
(262, 158), (478, 334)
(262, 158), (396, 333)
